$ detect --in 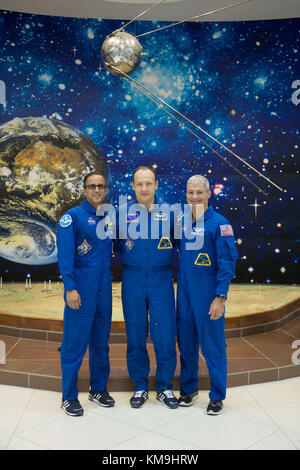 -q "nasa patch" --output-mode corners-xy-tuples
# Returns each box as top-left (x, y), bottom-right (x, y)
(77, 239), (93, 256)
(158, 237), (173, 249)
(153, 213), (168, 222)
(191, 227), (205, 236)
(194, 253), (211, 266)
(127, 213), (139, 223)
(59, 214), (72, 228)
(176, 213), (184, 226)
(125, 236), (135, 252)
(105, 216), (114, 235)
